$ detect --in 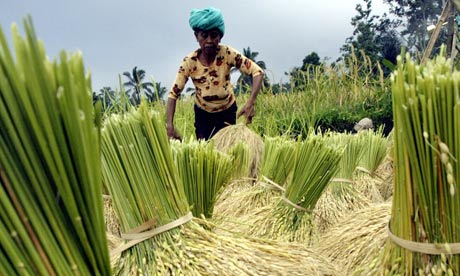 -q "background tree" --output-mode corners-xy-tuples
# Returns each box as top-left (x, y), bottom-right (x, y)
(385, 0), (444, 54)
(340, 0), (402, 76)
(123, 66), (154, 105)
(286, 51), (323, 90)
(147, 82), (167, 103)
